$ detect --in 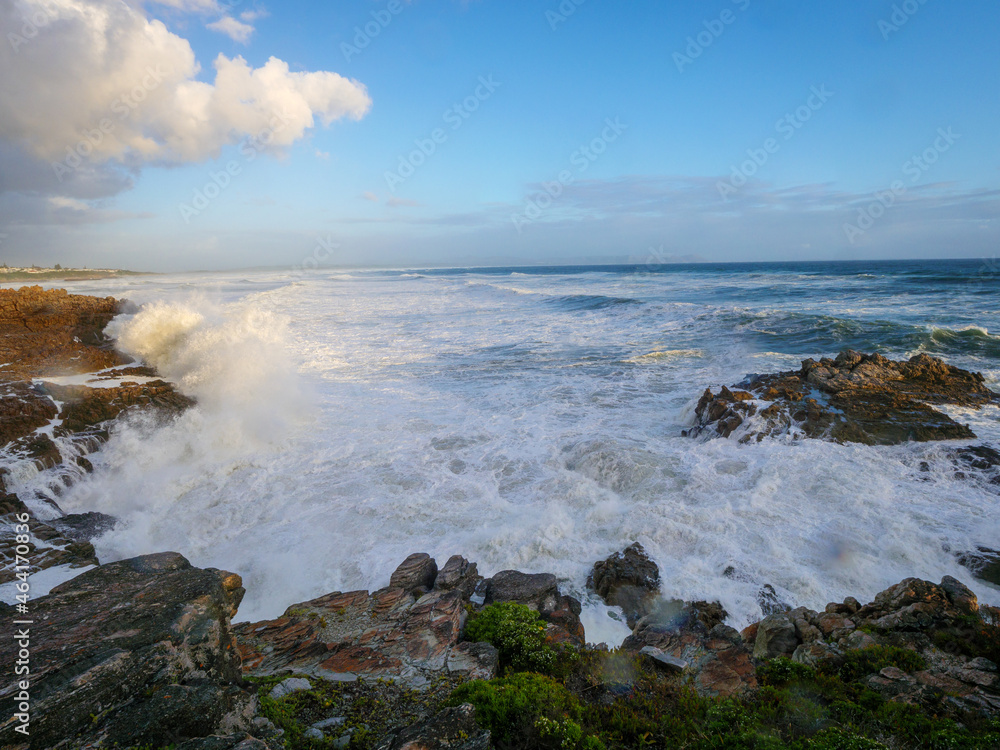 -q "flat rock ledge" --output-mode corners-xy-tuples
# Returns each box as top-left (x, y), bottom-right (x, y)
(687, 350), (999, 445)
